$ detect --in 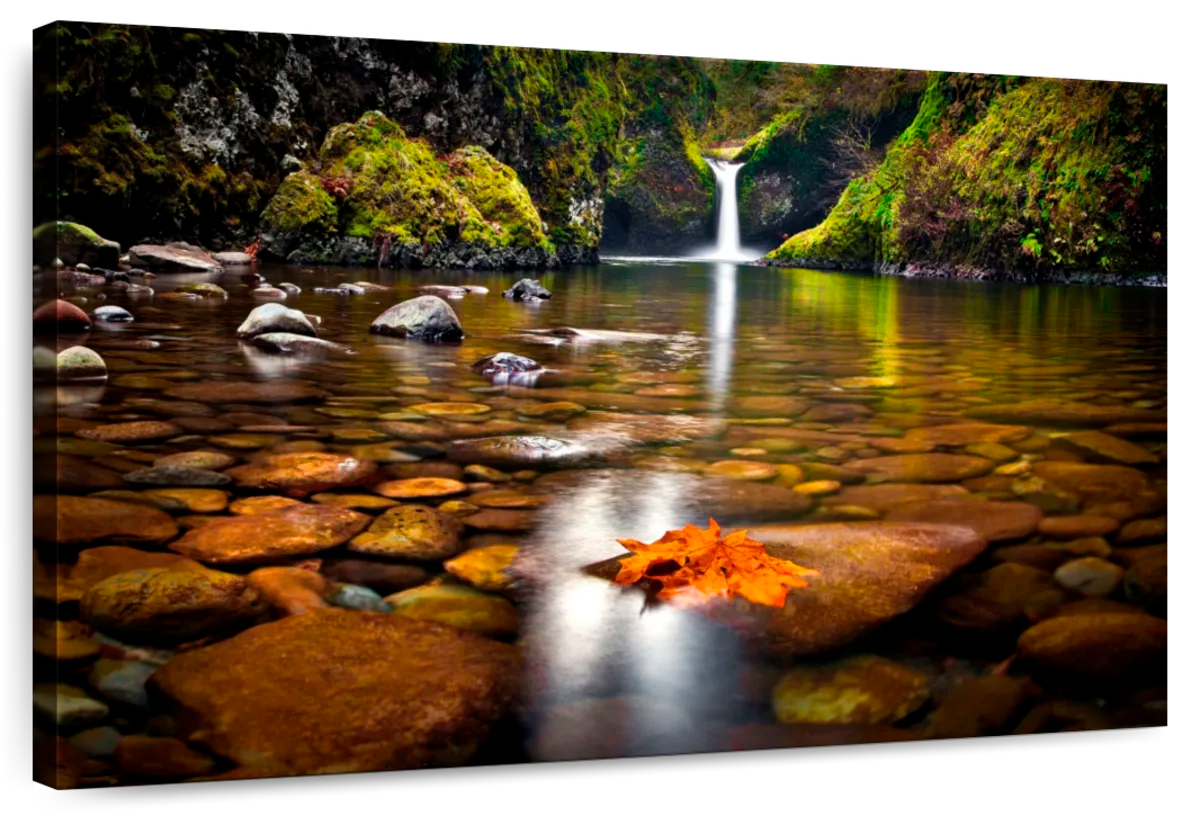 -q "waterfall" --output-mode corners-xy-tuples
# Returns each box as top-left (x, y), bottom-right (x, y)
(698, 159), (757, 261)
